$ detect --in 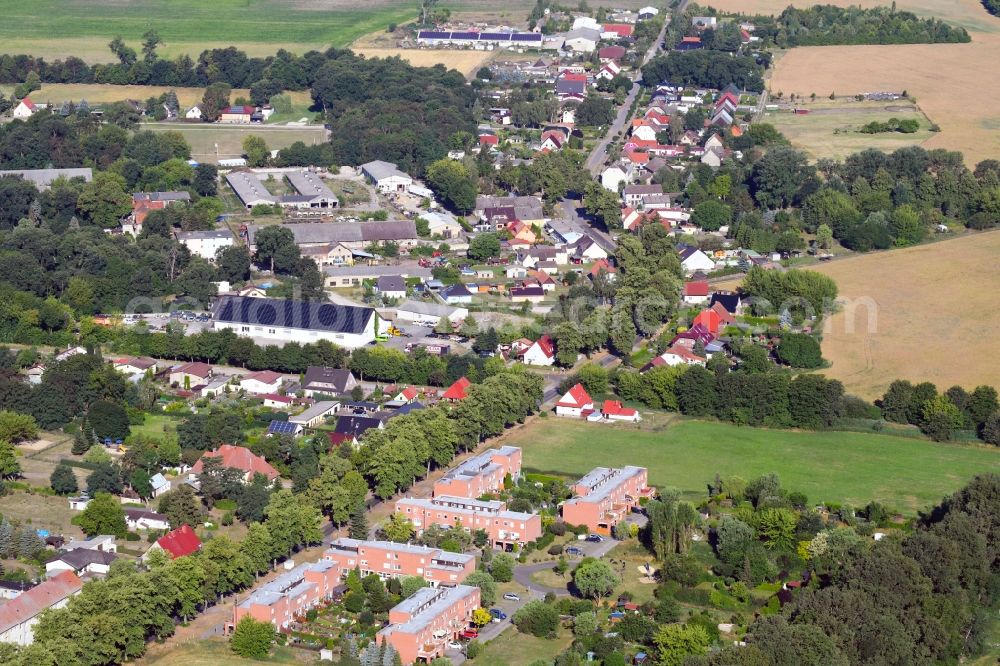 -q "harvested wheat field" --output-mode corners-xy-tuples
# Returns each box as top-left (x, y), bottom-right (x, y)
(813, 231), (1000, 400)
(352, 47), (494, 76)
(738, 0), (1000, 164)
